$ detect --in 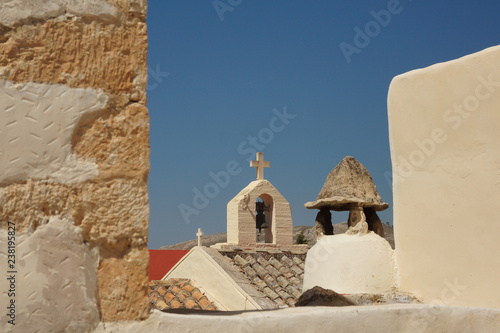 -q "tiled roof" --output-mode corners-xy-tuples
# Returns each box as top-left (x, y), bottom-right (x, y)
(149, 278), (218, 311)
(217, 249), (307, 308)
